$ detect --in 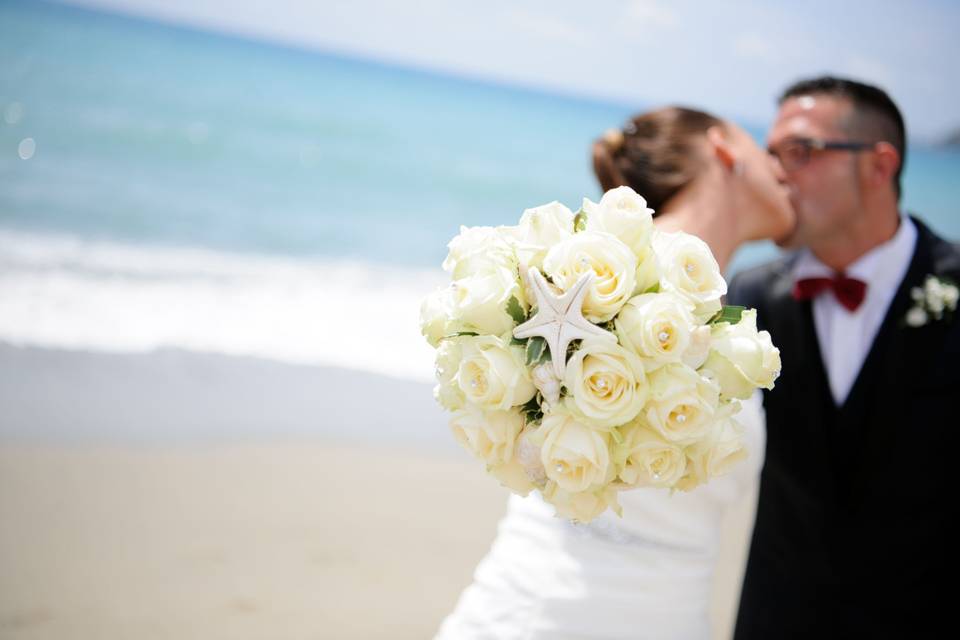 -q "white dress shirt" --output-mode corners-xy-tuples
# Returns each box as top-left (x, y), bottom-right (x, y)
(791, 216), (918, 405)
